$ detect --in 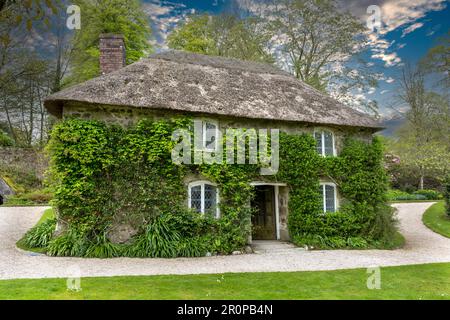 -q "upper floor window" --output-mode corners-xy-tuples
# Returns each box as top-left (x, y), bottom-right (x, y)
(319, 183), (338, 213)
(188, 181), (220, 218)
(314, 130), (336, 156)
